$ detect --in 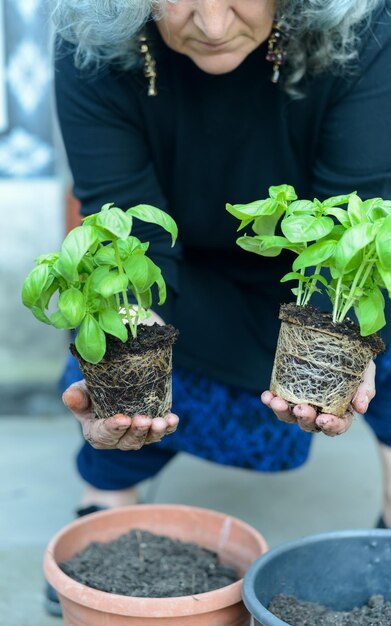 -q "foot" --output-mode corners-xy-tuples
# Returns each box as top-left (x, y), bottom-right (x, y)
(378, 443), (391, 528)
(79, 484), (139, 509)
(44, 485), (140, 617)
